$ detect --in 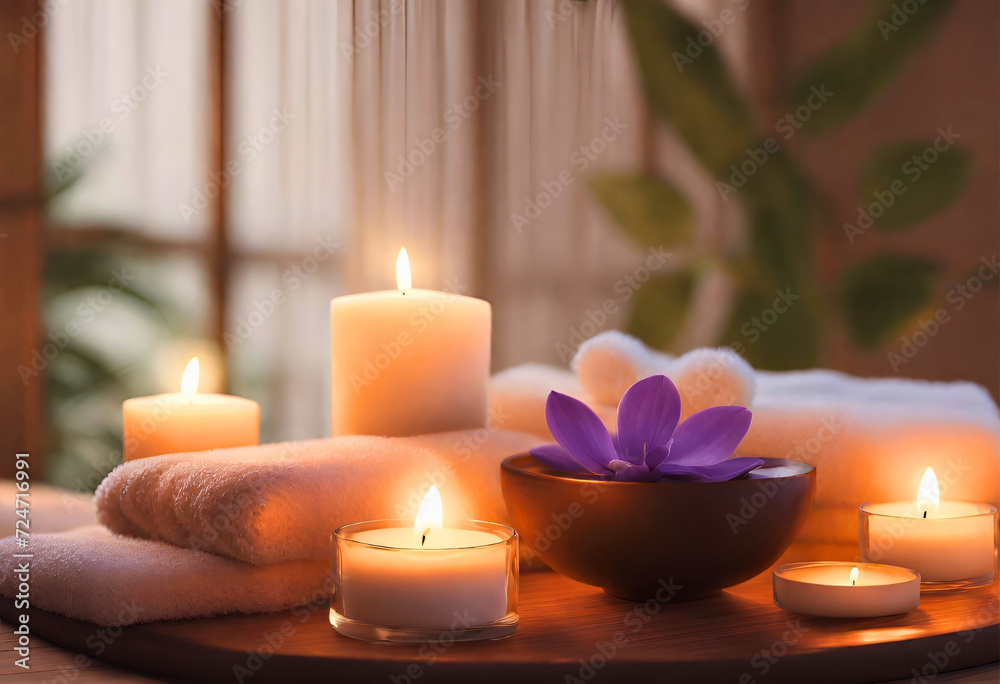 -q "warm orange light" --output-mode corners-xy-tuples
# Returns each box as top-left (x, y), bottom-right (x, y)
(413, 485), (443, 545)
(850, 566), (859, 586)
(180, 357), (200, 396)
(917, 466), (940, 516)
(396, 247), (412, 290)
